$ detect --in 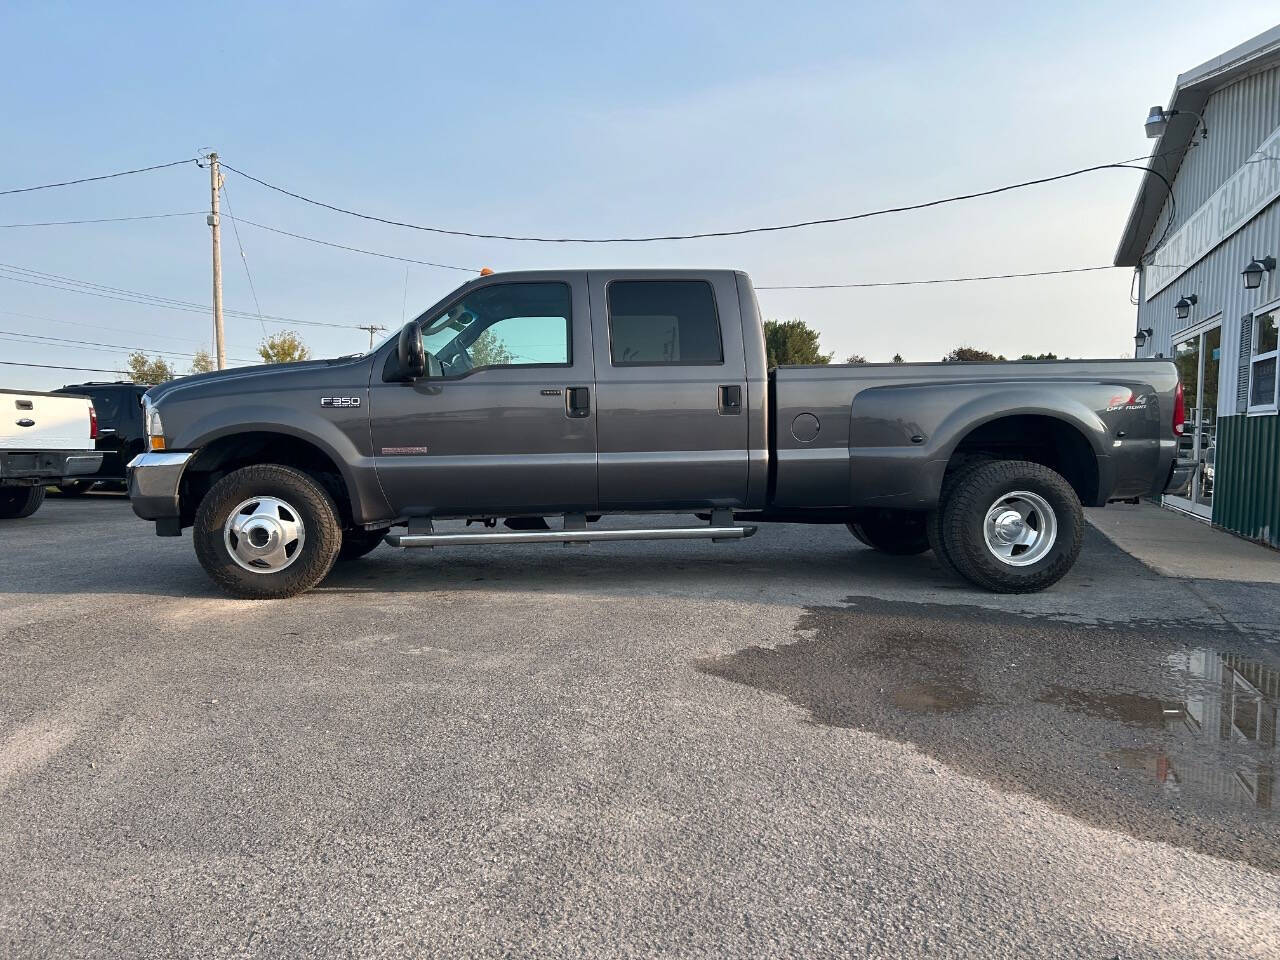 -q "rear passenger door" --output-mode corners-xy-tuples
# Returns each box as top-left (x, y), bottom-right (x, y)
(589, 272), (749, 510)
